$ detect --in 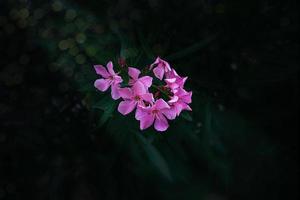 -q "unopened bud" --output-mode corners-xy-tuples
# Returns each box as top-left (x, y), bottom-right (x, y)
(118, 57), (126, 68)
